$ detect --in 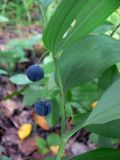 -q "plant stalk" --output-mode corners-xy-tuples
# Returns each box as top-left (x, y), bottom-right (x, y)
(64, 123), (84, 141)
(56, 138), (66, 160)
(53, 57), (66, 135)
(39, 2), (66, 159)
(56, 122), (84, 160)
(37, 0), (47, 28)
(53, 57), (66, 160)
(22, 0), (32, 23)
